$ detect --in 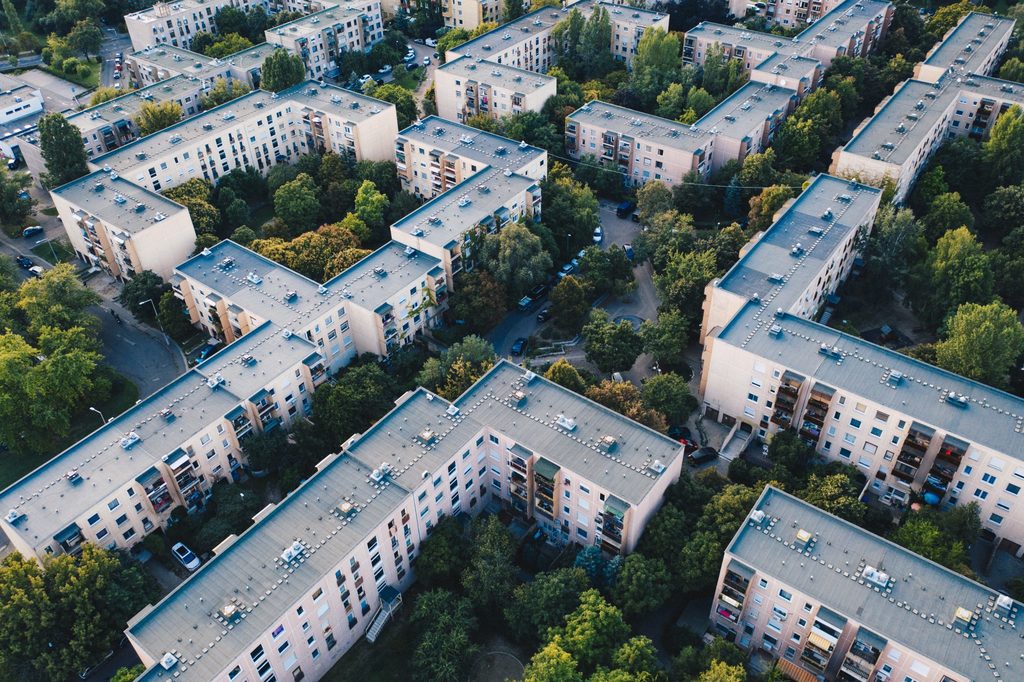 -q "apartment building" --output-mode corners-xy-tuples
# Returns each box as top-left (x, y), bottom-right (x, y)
(566, 84), (795, 185)
(125, 359), (685, 681)
(712, 486), (1023, 682)
(699, 169), (1024, 554)
(684, 0), (892, 75)
(832, 12), (1017, 201)
(729, 0), (847, 28)
(126, 43), (274, 89)
(174, 239), (446, 372)
(434, 55), (557, 122)
(264, 1), (384, 80)
(126, 0), (270, 50)
(0, 320), (326, 562)
(443, 0), (500, 30)
(0, 74), (42, 126)
(446, 0), (669, 71)
(50, 173), (196, 280)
